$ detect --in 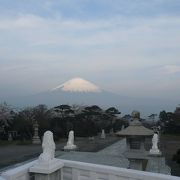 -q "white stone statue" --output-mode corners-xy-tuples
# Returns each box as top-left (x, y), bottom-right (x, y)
(150, 133), (161, 155)
(101, 129), (106, 139)
(67, 131), (75, 146)
(38, 131), (55, 163)
(64, 130), (77, 150)
(29, 131), (64, 174)
(152, 133), (158, 149)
